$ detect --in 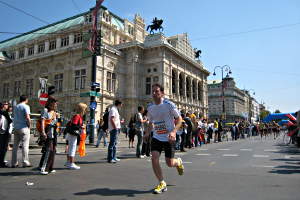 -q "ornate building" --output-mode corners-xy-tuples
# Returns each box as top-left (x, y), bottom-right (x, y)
(208, 77), (259, 122)
(0, 7), (209, 121)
